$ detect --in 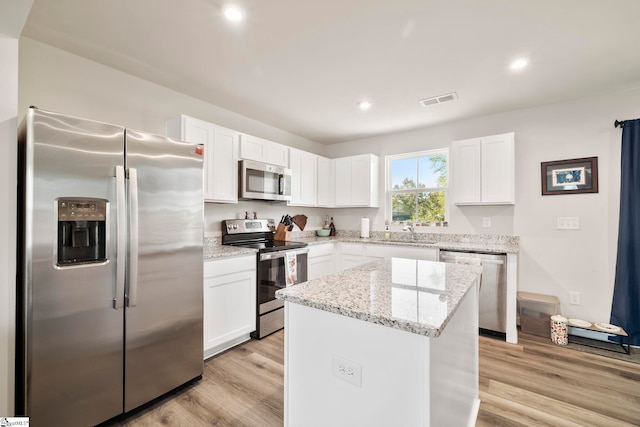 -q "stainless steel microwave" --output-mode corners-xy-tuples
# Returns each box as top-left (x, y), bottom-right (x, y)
(239, 159), (292, 202)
